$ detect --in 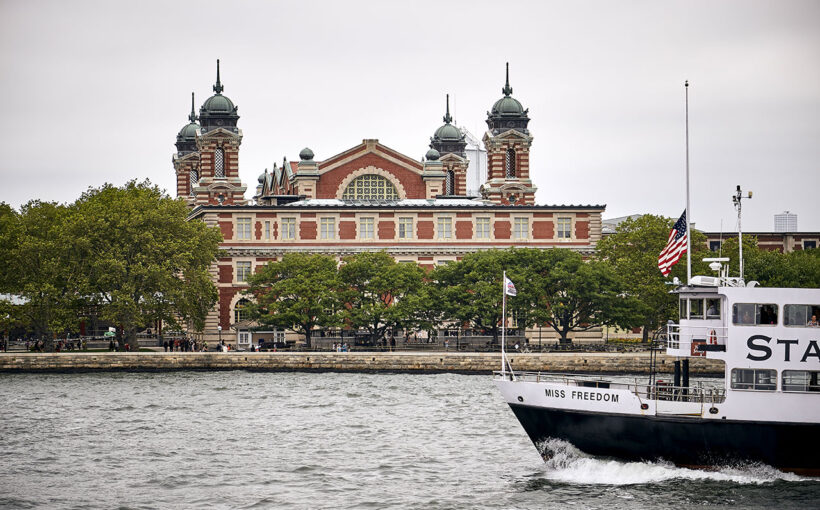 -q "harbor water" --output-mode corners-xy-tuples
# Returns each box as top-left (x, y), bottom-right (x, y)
(1, 372), (817, 509)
